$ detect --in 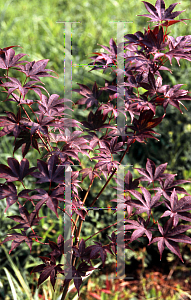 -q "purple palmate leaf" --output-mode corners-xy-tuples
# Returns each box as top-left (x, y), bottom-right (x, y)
(32, 155), (65, 184)
(149, 218), (191, 262)
(161, 189), (191, 226)
(0, 231), (41, 254)
(121, 216), (155, 243)
(135, 158), (172, 186)
(0, 157), (36, 182)
(138, 0), (185, 24)
(31, 255), (63, 290)
(17, 59), (58, 81)
(129, 187), (162, 216)
(0, 47), (27, 70)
